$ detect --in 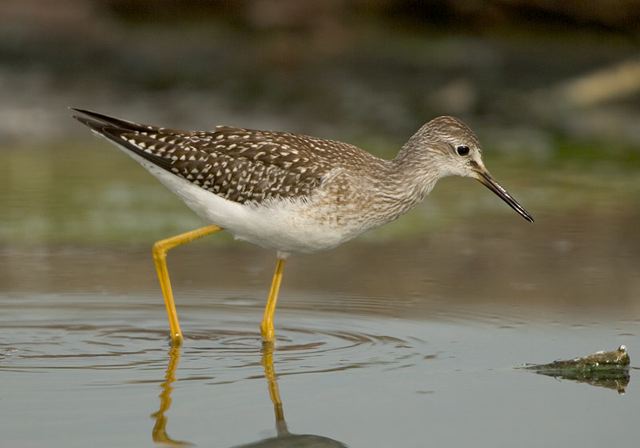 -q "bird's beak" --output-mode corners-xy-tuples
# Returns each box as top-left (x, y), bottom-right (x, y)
(474, 167), (534, 223)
